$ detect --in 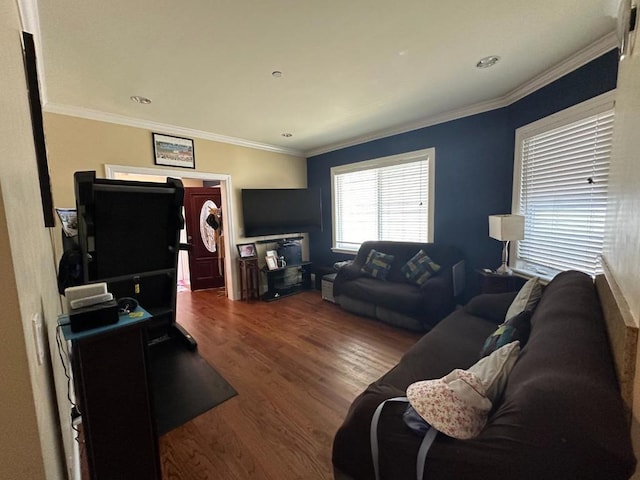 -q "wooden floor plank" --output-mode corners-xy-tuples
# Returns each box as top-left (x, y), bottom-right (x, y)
(158, 289), (421, 479)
